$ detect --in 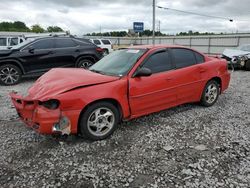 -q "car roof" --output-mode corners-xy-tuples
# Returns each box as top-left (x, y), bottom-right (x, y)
(127, 45), (206, 57)
(128, 44), (190, 50)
